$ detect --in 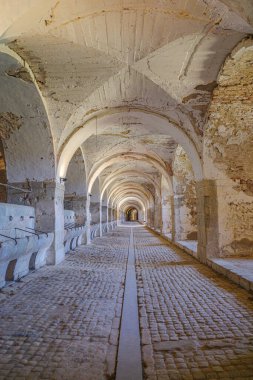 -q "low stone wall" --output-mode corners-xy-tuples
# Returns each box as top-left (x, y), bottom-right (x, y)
(64, 218), (118, 253)
(90, 221), (118, 242)
(64, 224), (87, 253)
(0, 203), (53, 288)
